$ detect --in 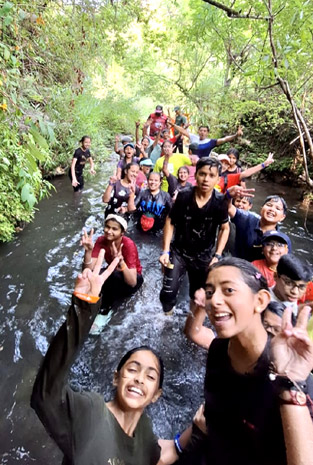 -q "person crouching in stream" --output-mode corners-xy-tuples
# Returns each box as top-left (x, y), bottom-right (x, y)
(81, 214), (143, 332)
